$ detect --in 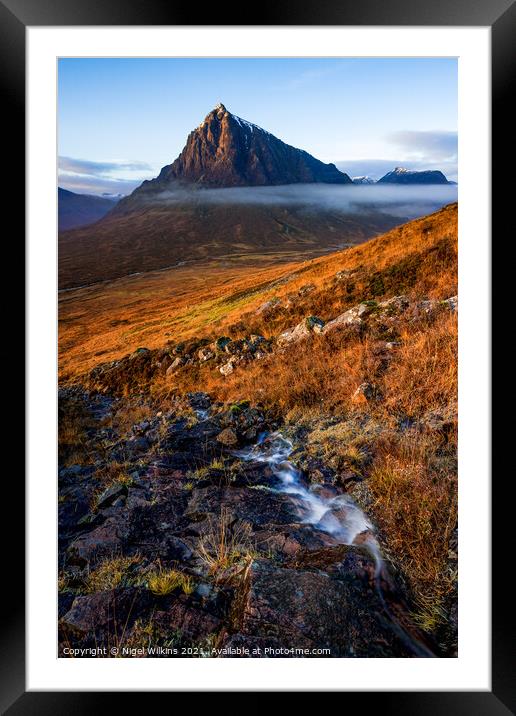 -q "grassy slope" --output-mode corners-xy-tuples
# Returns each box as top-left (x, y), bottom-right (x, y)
(60, 202), (458, 647)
